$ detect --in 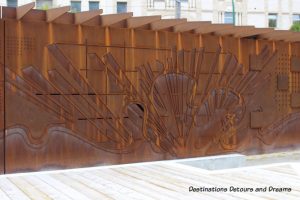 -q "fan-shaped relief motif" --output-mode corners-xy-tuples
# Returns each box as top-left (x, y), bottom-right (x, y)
(137, 45), (277, 154)
(137, 50), (201, 155)
(151, 73), (197, 142)
(194, 89), (245, 128)
(4, 43), (279, 158)
(194, 88), (245, 151)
